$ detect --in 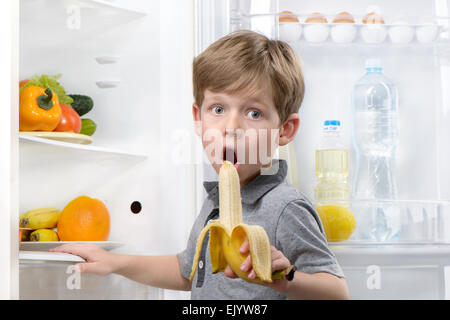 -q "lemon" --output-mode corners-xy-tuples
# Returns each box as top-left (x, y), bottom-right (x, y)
(316, 204), (356, 242)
